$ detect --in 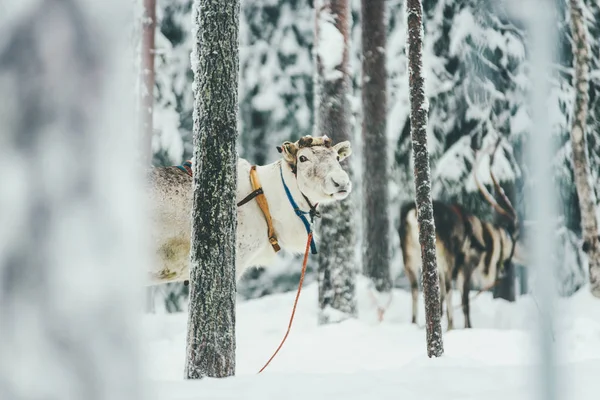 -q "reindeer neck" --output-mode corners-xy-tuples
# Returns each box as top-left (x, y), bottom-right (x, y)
(257, 159), (315, 215)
